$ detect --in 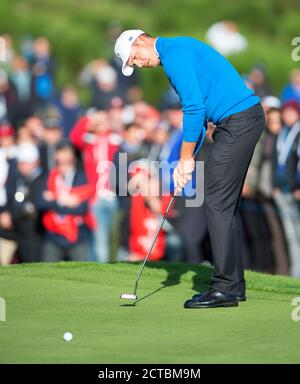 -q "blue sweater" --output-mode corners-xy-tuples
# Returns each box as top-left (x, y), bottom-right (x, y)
(155, 36), (260, 143)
